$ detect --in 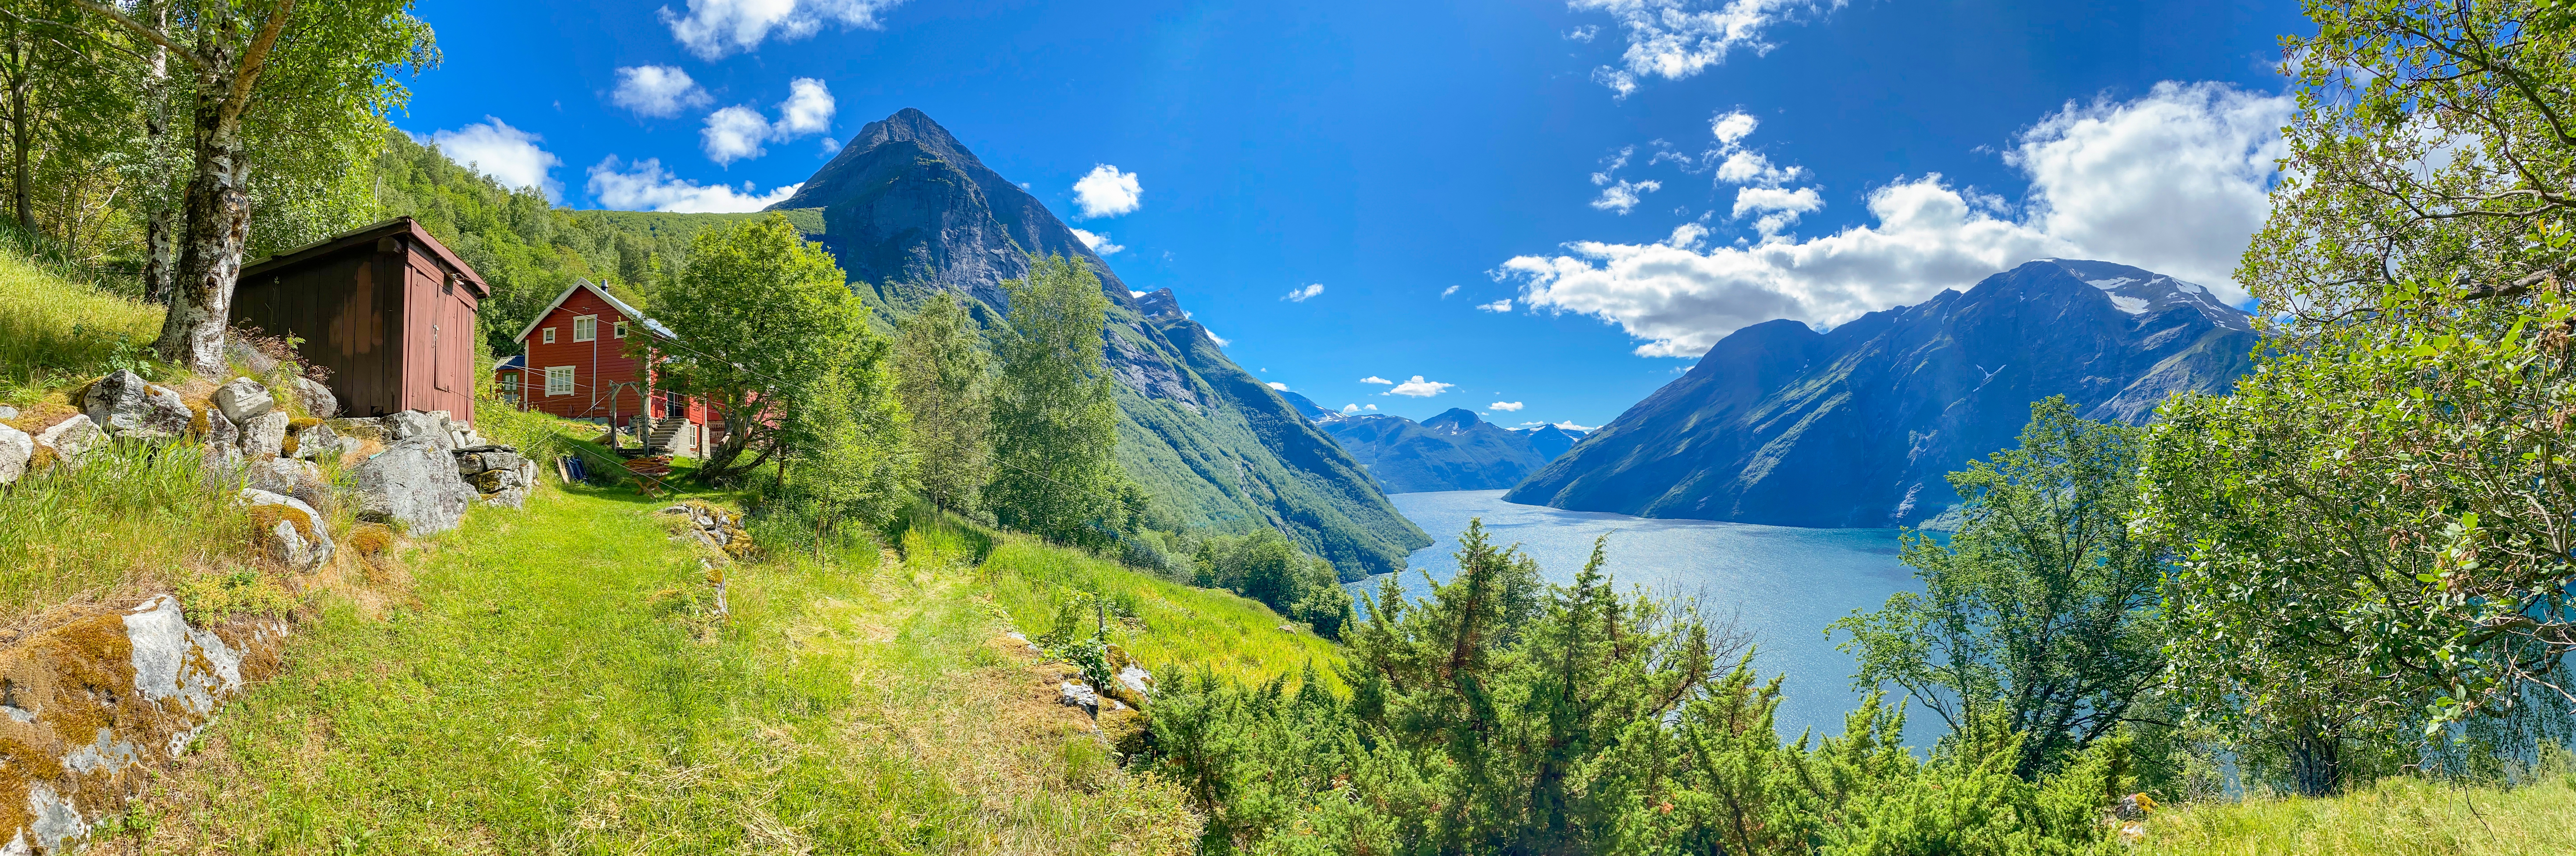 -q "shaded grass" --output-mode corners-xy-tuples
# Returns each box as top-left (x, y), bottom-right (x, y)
(0, 441), (252, 631)
(0, 244), (162, 396)
(112, 480), (1195, 854)
(981, 536), (1347, 693)
(2141, 775), (2576, 856)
